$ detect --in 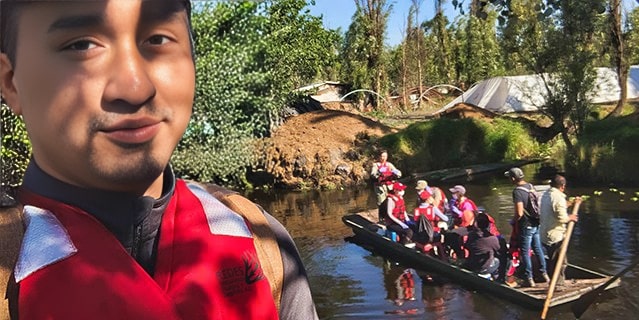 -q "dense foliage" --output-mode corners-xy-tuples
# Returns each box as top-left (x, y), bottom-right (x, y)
(570, 115), (639, 184)
(377, 118), (541, 174)
(0, 104), (30, 193)
(172, 0), (339, 186)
